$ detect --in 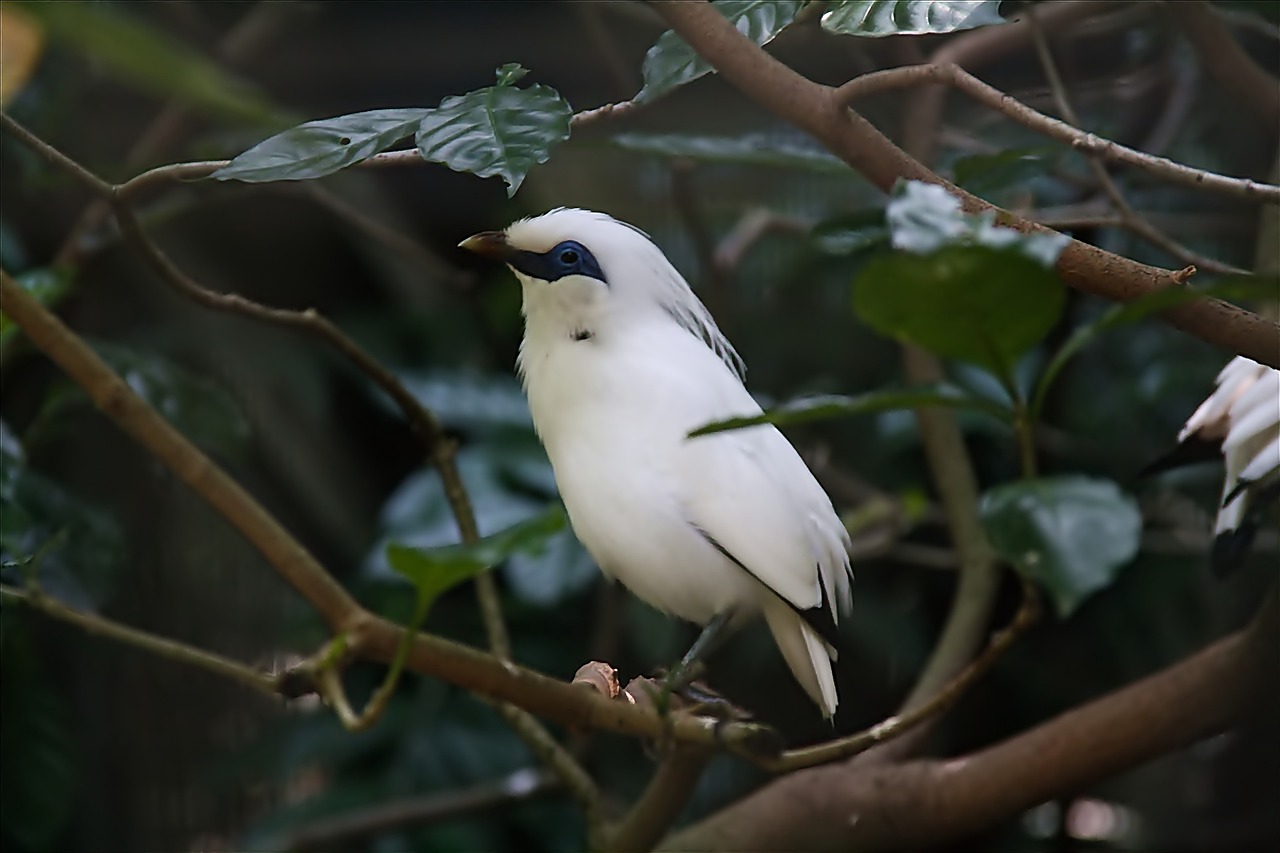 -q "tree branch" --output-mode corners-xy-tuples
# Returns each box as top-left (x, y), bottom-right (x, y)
(0, 582), (281, 697)
(1166, 0), (1280, 130)
(1026, 8), (1247, 277)
(661, 587), (1278, 852)
(0, 266), (779, 781)
(606, 747), (713, 853)
(836, 63), (1278, 205)
(649, 1), (1280, 368)
(769, 578), (1039, 773)
(0, 269), (362, 630)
